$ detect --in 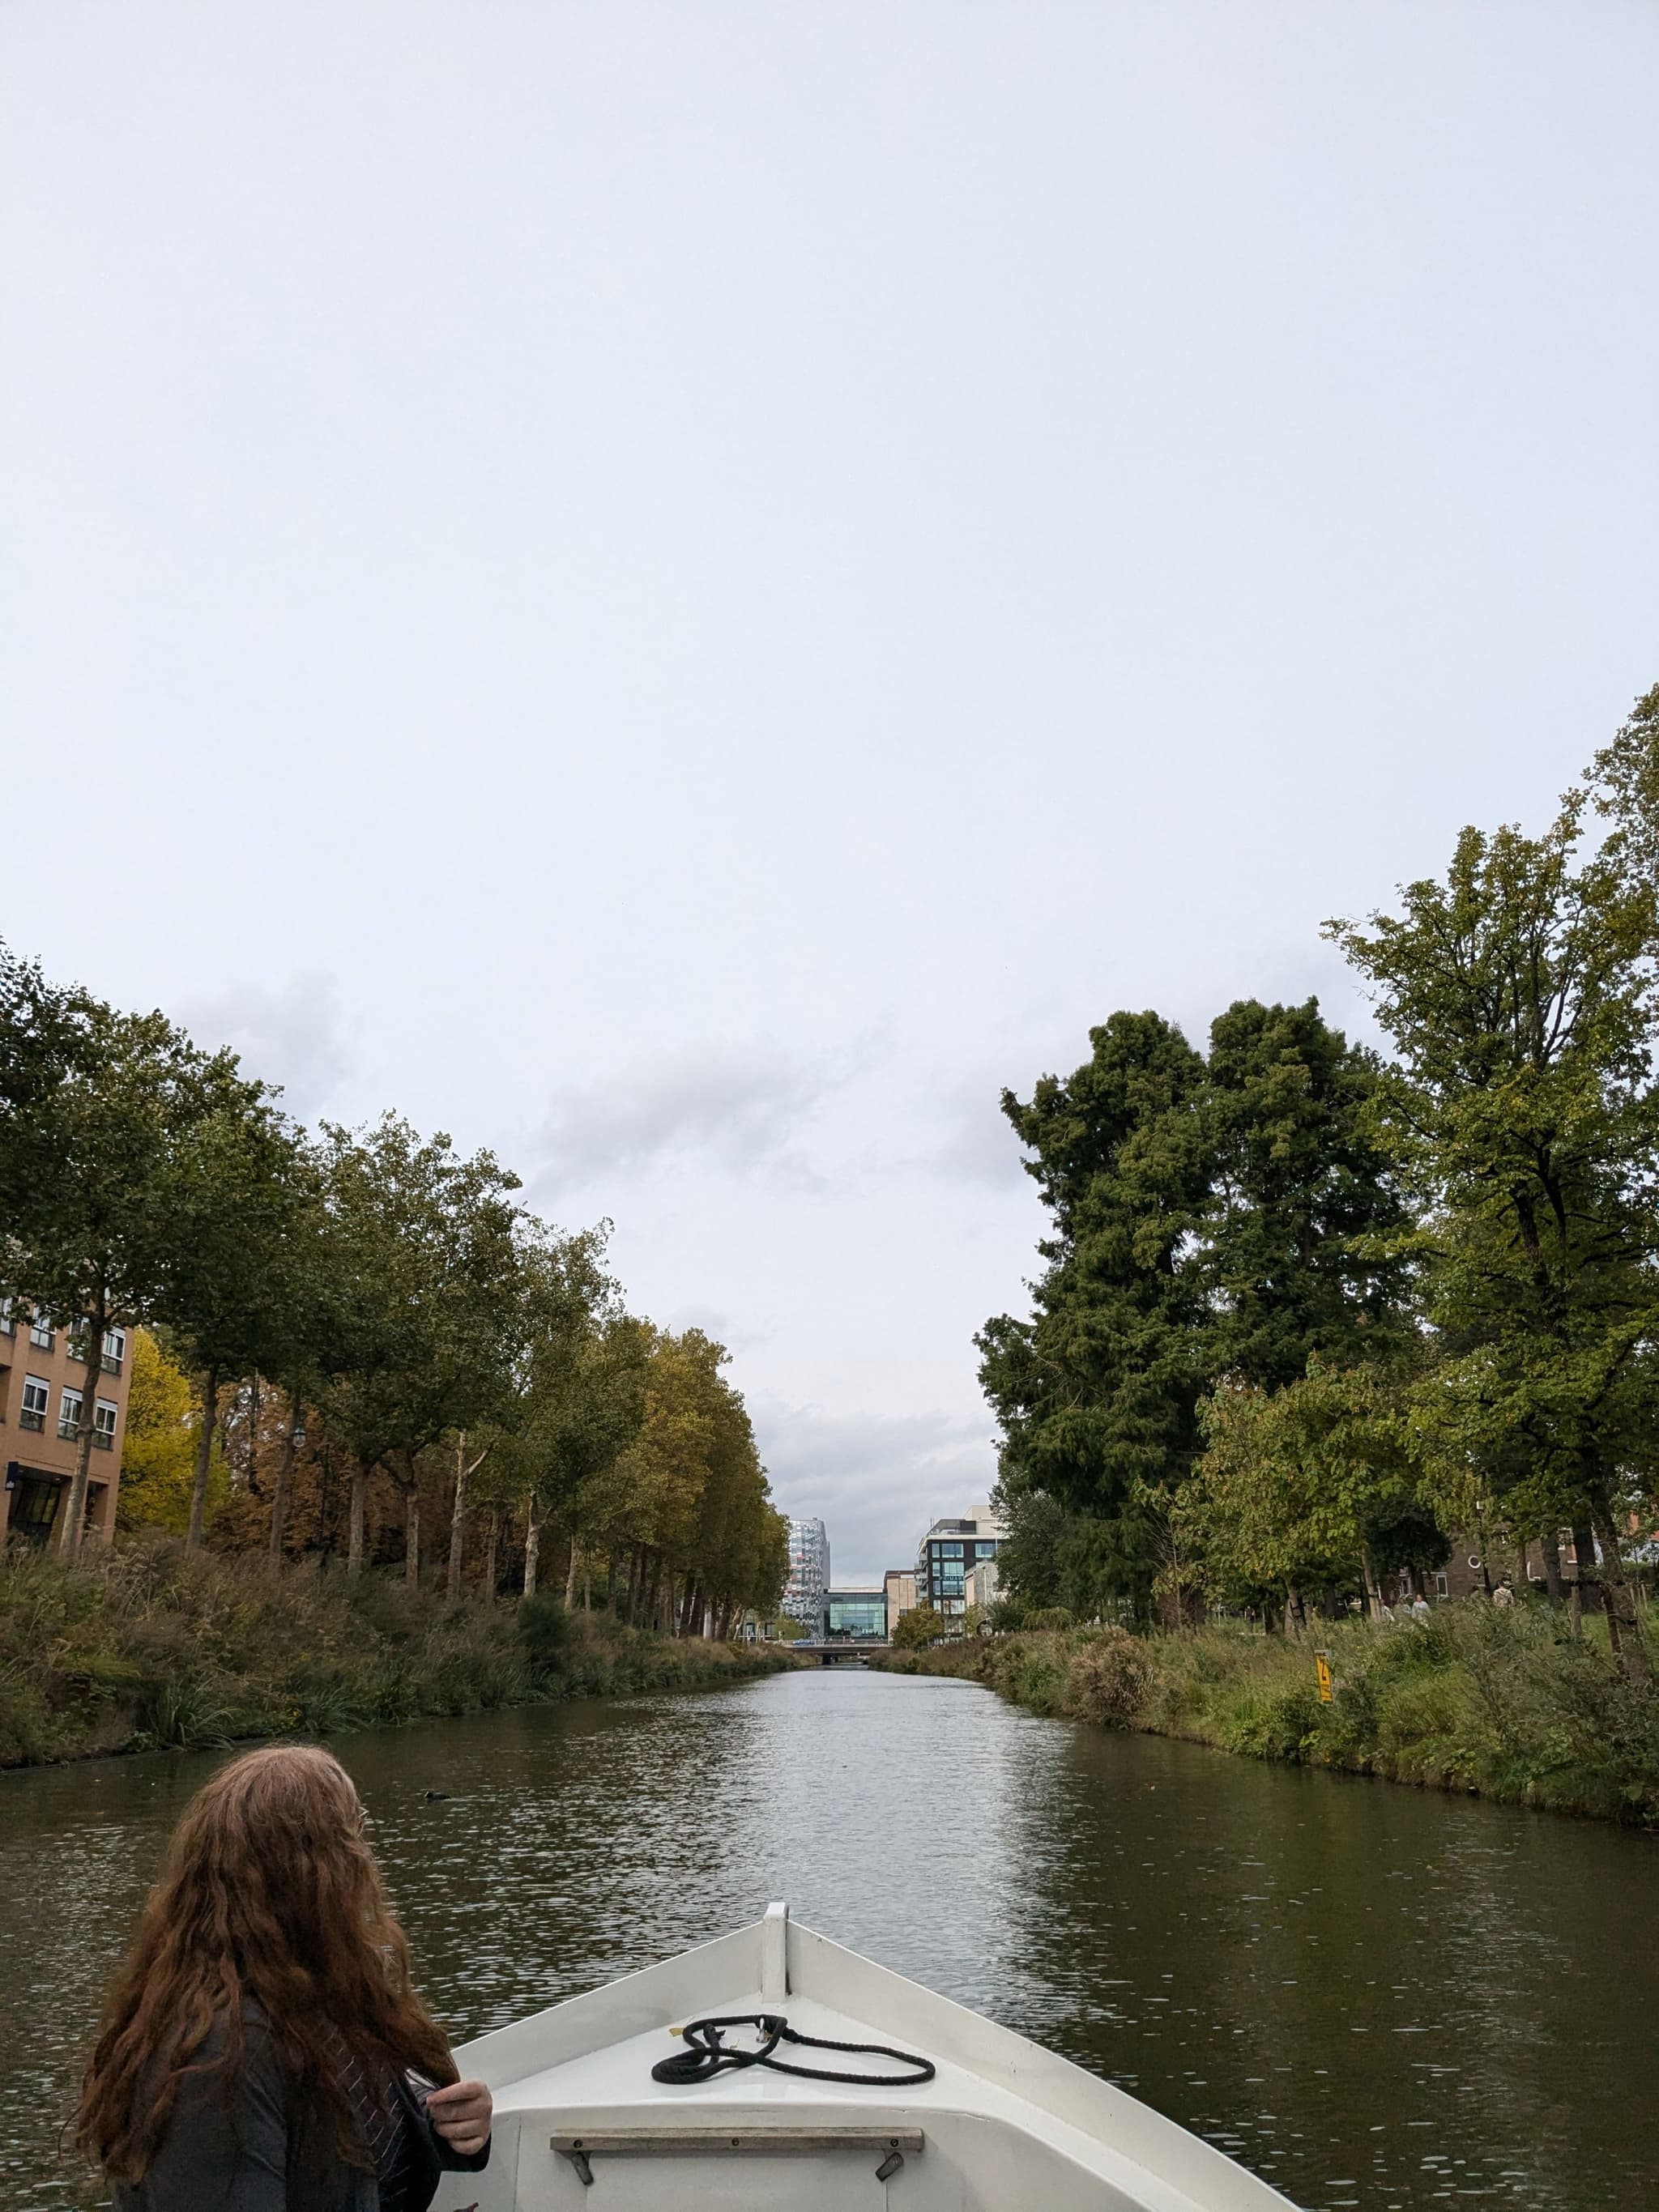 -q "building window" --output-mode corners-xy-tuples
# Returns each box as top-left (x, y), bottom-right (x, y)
(1435, 1572), (1448, 1599)
(0, 1297), (13, 1335)
(29, 1315), (53, 1352)
(825, 1591), (888, 1639)
(940, 1542), (963, 1558)
(101, 1328), (126, 1375)
(58, 1386), (84, 1440)
(20, 1375), (49, 1431)
(6, 1472), (62, 1545)
(975, 1541), (999, 1558)
(93, 1399), (118, 1449)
